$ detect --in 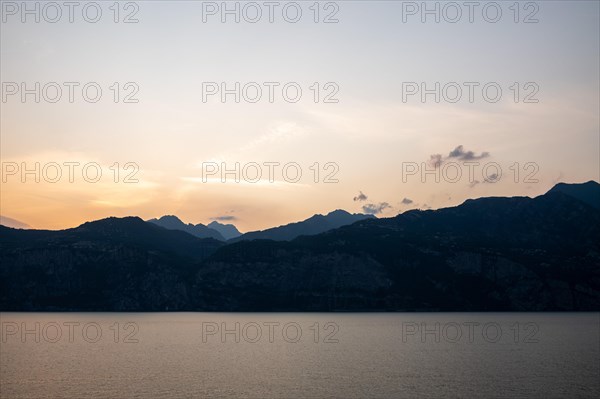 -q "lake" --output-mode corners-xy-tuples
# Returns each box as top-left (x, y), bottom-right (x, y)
(1, 313), (598, 398)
